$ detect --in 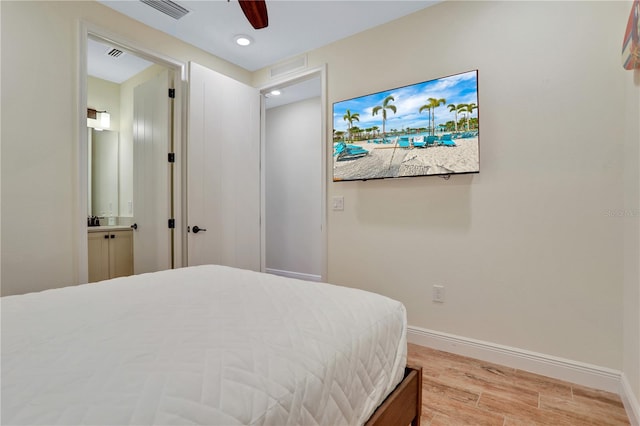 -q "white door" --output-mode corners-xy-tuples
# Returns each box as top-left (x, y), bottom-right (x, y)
(133, 69), (172, 274)
(187, 62), (260, 270)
